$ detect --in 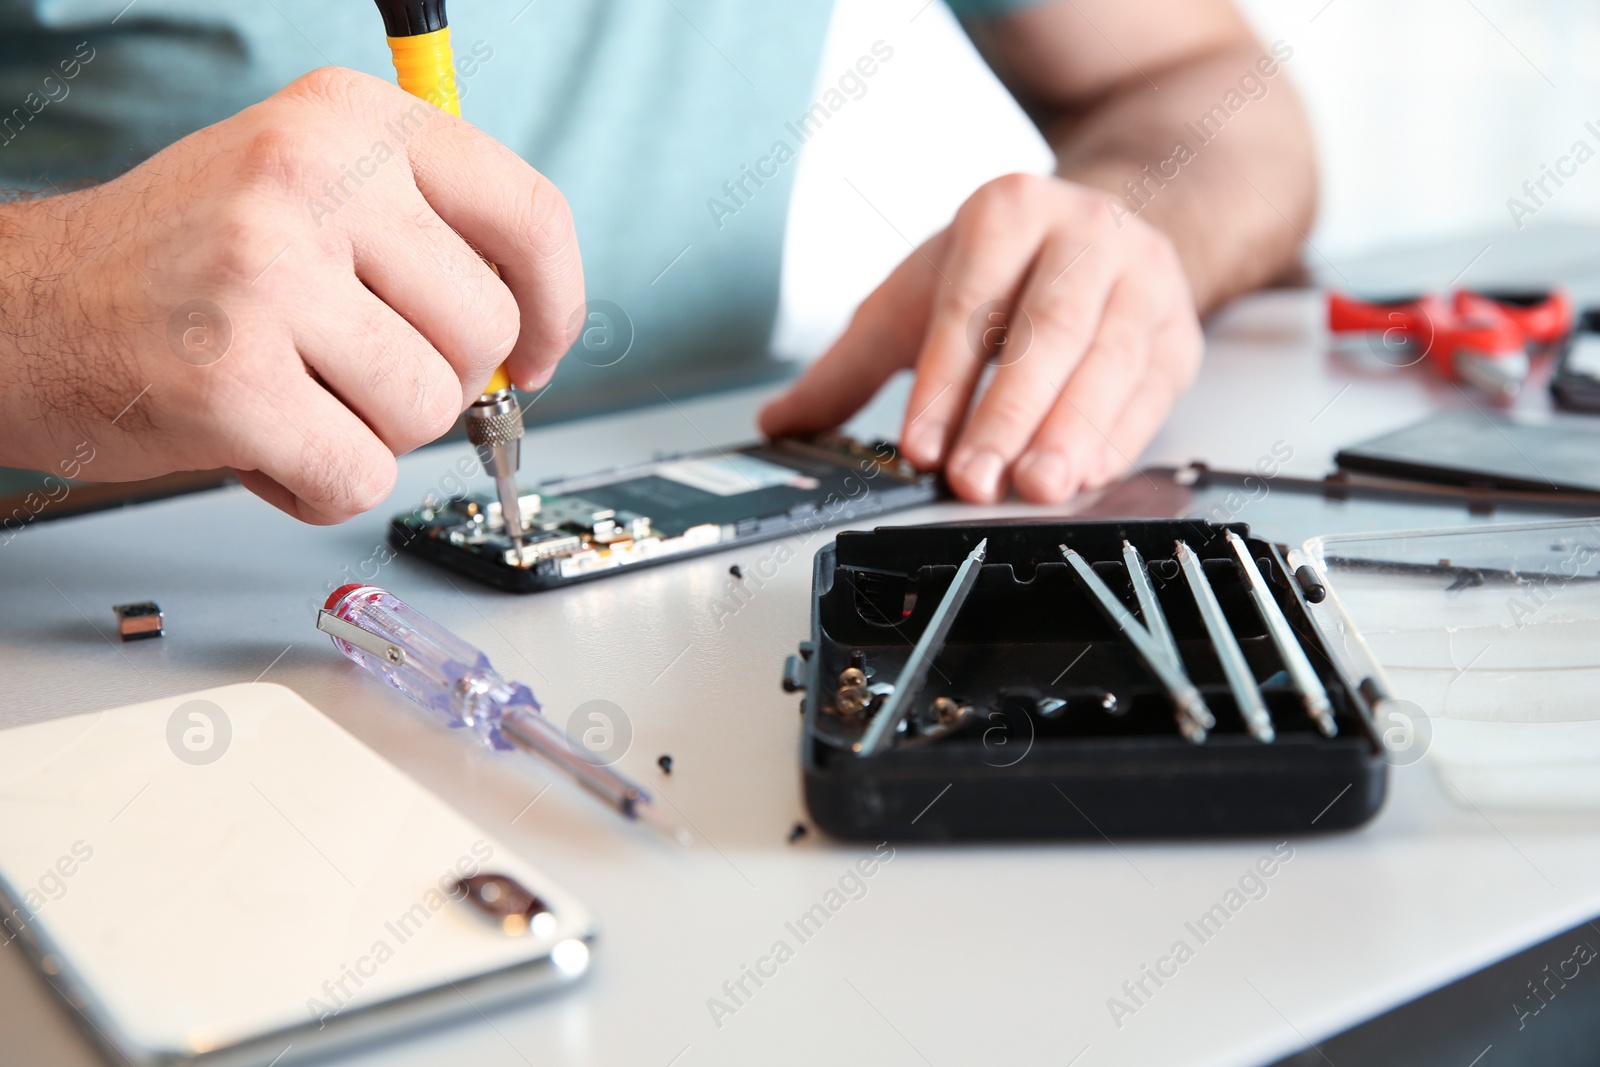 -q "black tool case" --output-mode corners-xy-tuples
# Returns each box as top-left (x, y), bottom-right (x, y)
(788, 519), (1386, 841)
